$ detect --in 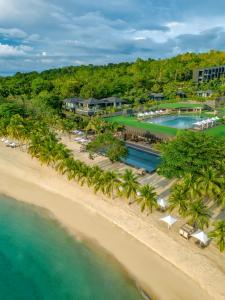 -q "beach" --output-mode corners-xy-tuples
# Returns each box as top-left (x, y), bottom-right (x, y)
(0, 144), (224, 300)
